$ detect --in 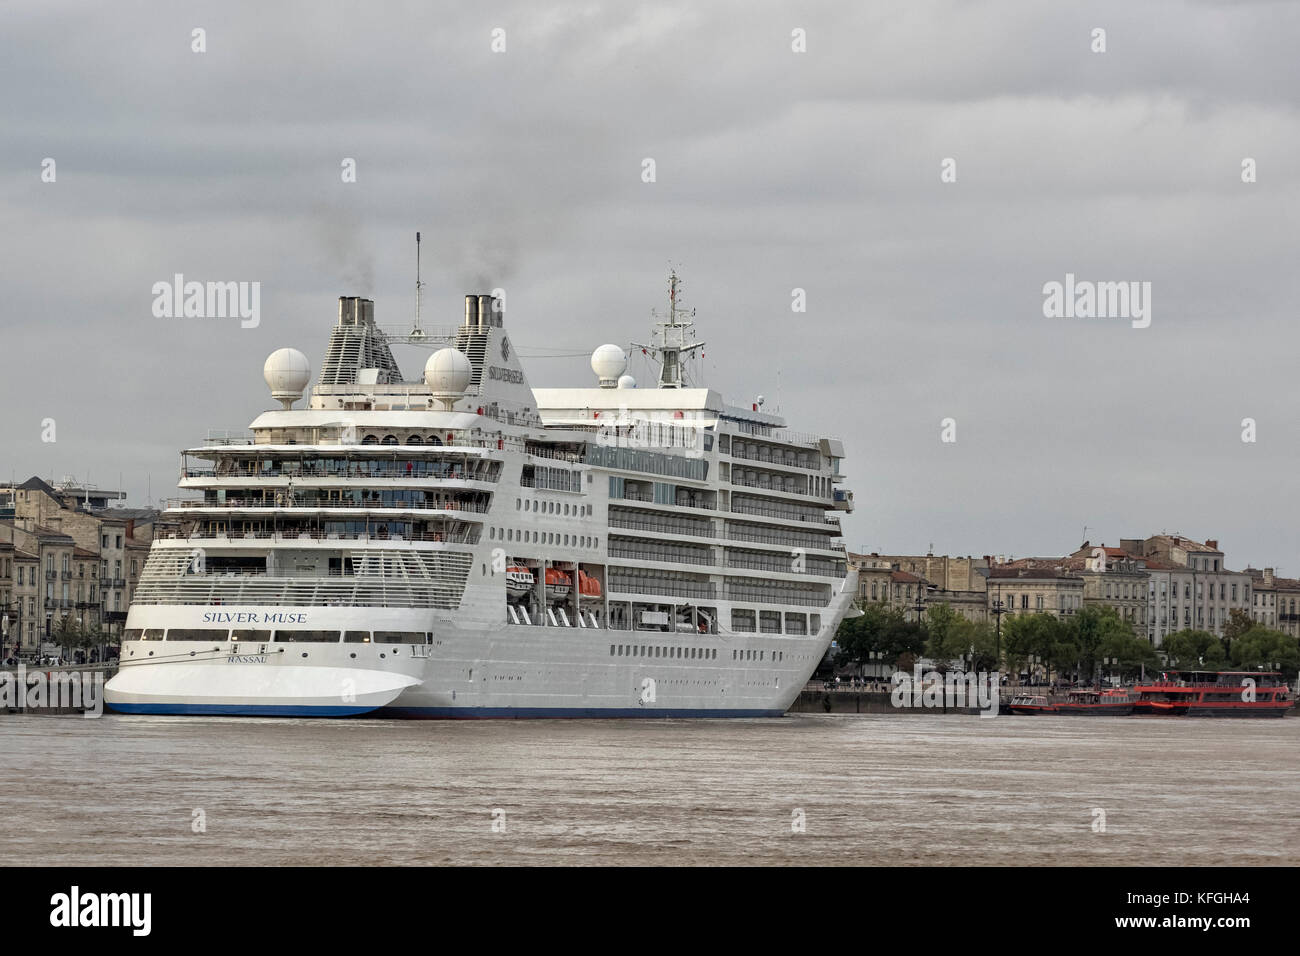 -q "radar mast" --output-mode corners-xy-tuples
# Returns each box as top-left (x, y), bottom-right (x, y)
(632, 269), (706, 389)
